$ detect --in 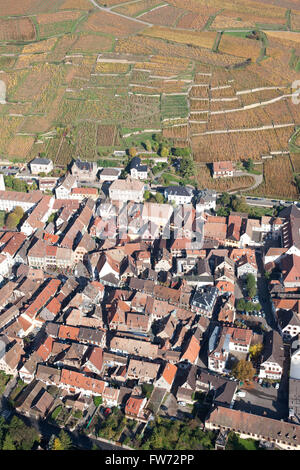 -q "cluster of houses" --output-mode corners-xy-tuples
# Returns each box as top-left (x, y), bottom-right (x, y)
(0, 157), (300, 450)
